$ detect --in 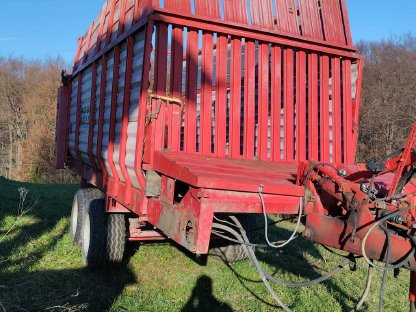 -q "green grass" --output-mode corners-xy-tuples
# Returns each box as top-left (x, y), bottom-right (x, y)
(0, 176), (411, 311)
